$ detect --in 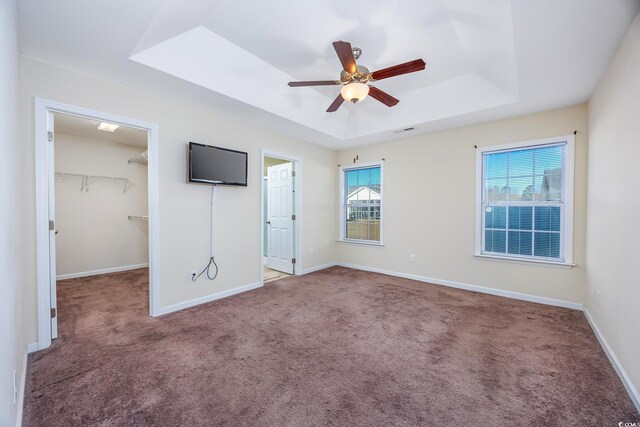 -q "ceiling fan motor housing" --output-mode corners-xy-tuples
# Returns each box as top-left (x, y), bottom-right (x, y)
(340, 65), (371, 83)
